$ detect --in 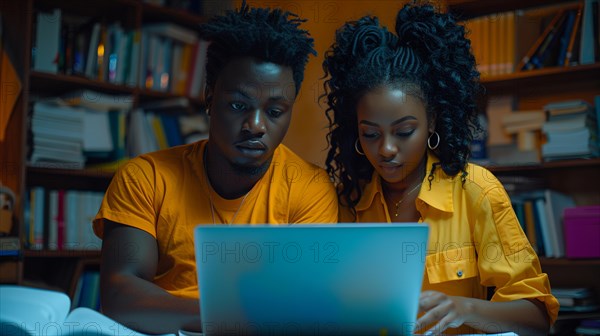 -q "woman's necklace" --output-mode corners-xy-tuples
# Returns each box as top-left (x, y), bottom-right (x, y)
(203, 149), (249, 225)
(391, 182), (422, 217)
